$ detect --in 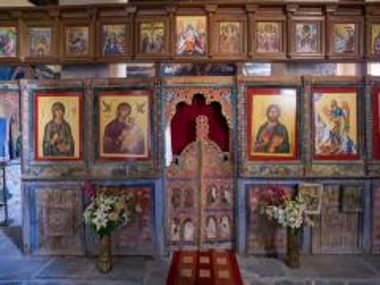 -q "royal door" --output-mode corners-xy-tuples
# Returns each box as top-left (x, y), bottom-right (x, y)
(163, 78), (234, 251)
